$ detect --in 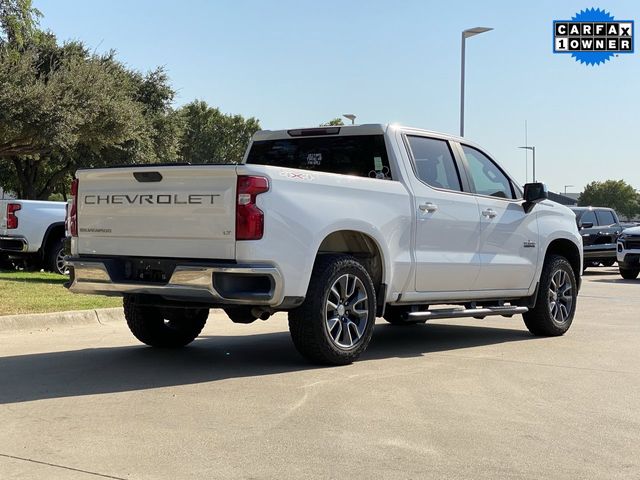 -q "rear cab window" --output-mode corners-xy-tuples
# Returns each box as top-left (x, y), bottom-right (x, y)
(246, 135), (392, 180)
